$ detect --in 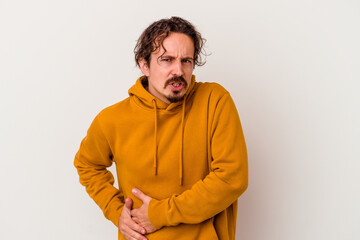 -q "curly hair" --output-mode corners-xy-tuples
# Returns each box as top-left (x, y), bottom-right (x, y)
(134, 16), (206, 68)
